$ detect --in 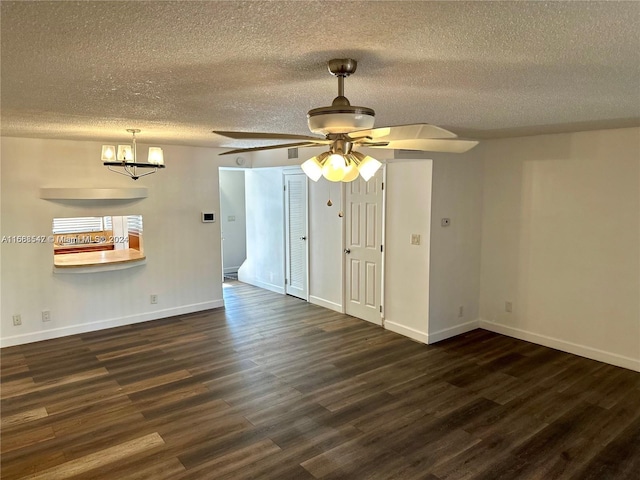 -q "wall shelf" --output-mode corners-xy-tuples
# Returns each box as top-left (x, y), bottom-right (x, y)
(40, 187), (148, 200)
(53, 259), (146, 274)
